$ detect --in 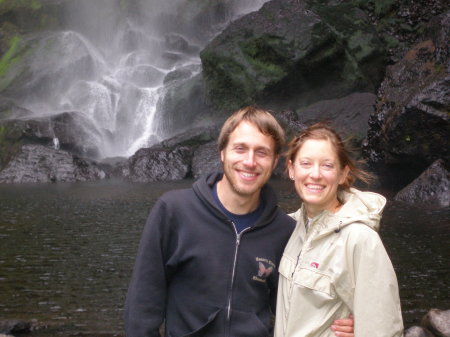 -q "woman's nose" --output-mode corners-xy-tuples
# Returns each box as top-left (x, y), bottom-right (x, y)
(310, 164), (321, 178)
